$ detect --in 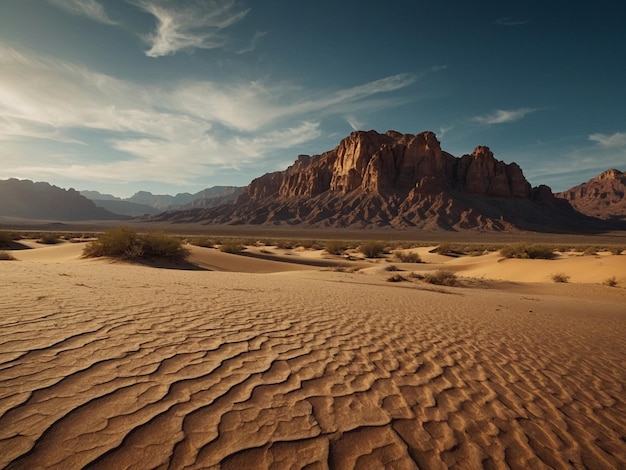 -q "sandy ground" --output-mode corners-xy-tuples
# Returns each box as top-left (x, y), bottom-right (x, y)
(1, 241), (625, 469)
